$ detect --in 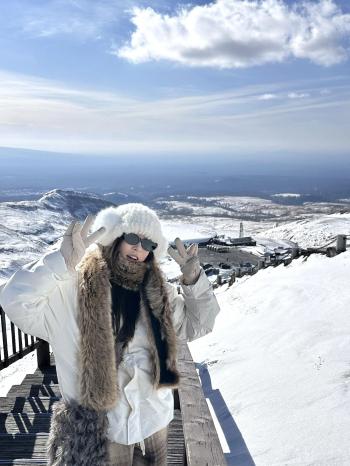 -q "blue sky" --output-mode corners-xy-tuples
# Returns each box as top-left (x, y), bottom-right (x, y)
(0, 0), (349, 158)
